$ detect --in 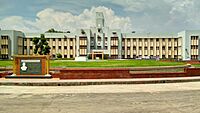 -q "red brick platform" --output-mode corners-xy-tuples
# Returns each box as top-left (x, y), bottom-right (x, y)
(1, 66), (200, 79)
